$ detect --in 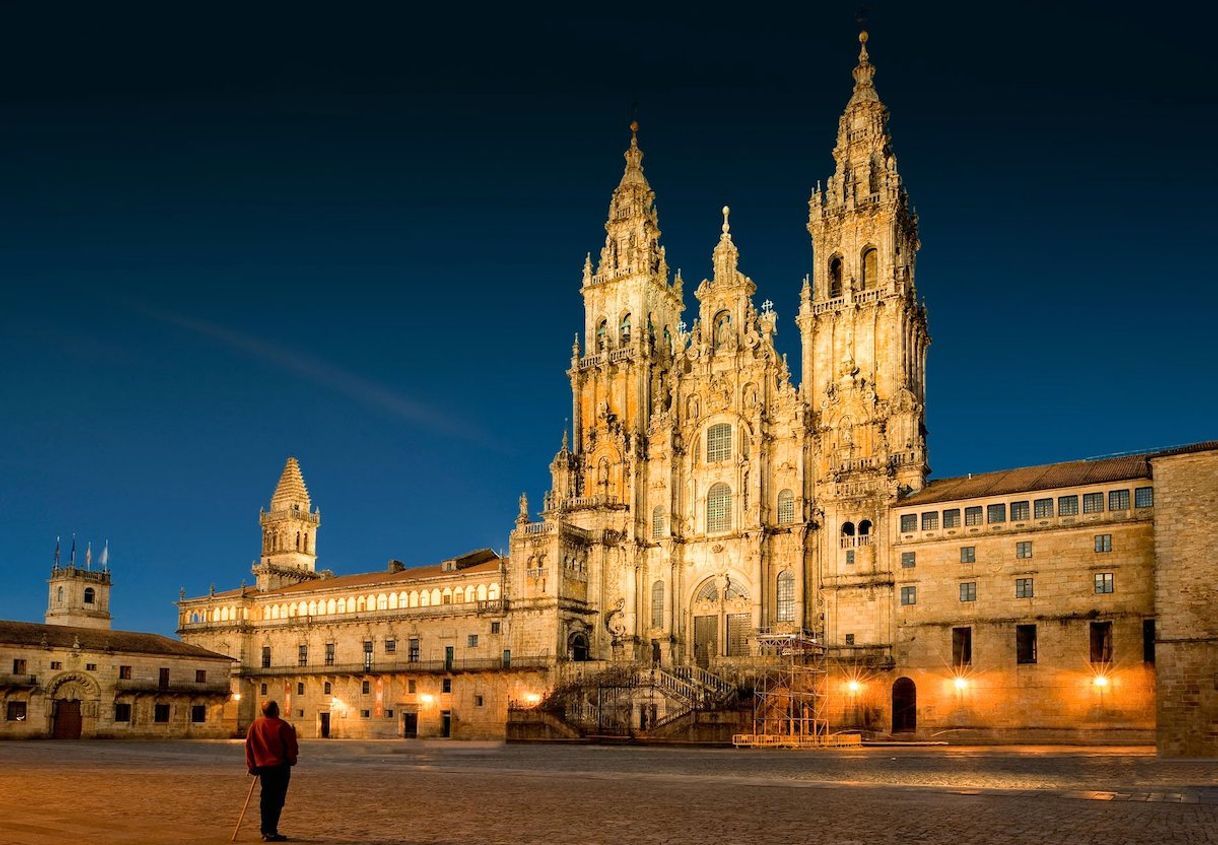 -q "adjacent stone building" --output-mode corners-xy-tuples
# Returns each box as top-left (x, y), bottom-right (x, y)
(1, 561), (234, 739)
(178, 30), (1218, 752)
